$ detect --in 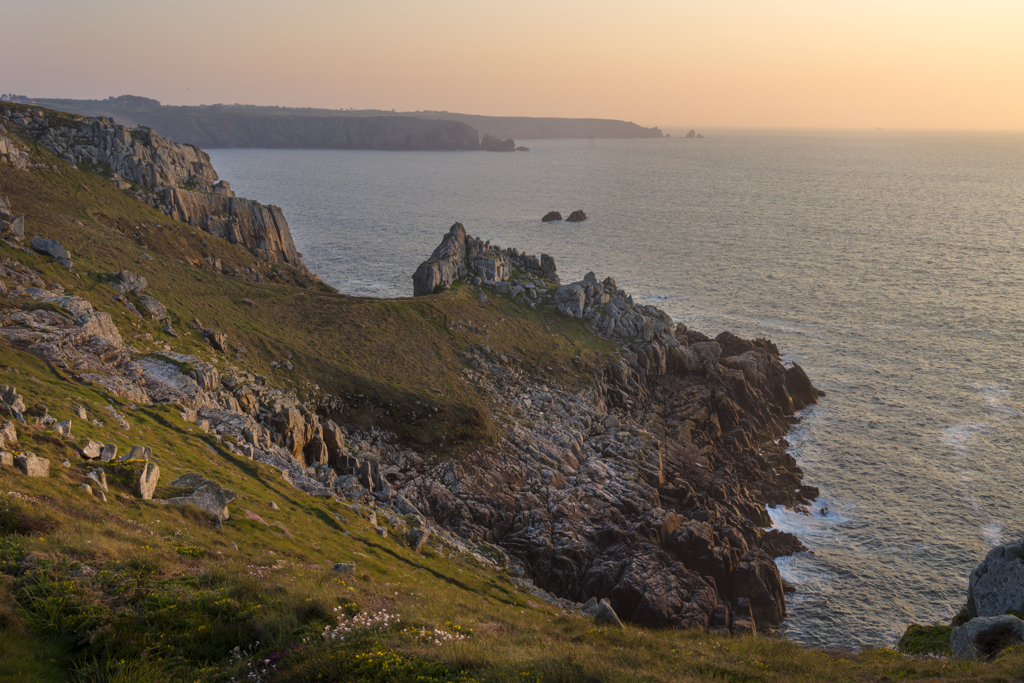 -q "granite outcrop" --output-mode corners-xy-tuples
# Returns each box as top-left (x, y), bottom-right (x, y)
(412, 223), (560, 296)
(0, 105), (309, 273)
(406, 226), (822, 633)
